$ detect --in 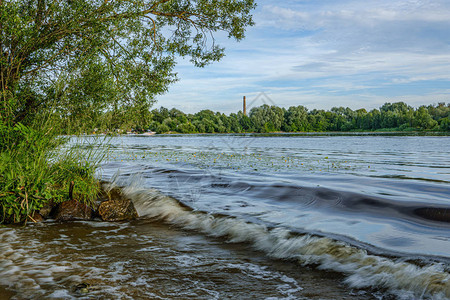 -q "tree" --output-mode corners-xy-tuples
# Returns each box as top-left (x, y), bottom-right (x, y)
(283, 105), (308, 132)
(308, 109), (329, 132)
(413, 106), (437, 130)
(370, 109), (382, 129)
(228, 113), (242, 132)
(439, 117), (450, 131)
(354, 108), (367, 130)
(169, 108), (188, 124)
(379, 102), (414, 128)
(178, 121), (196, 133)
(238, 112), (252, 132)
(0, 0), (256, 127)
(250, 104), (284, 132)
